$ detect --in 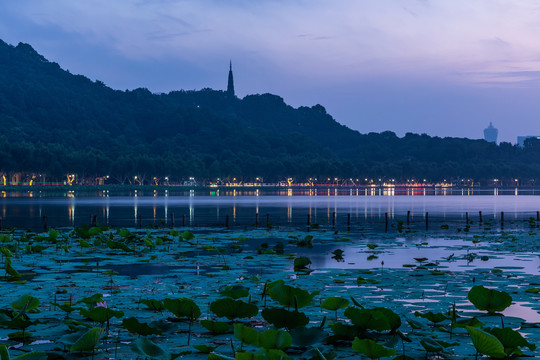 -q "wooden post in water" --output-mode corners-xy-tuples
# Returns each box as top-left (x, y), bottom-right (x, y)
(479, 211), (482, 223)
(138, 215), (142, 229)
(385, 212), (388, 232)
(501, 211), (504, 229)
(537, 211), (539, 221)
(255, 212), (259, 228)
(425, 212), (429, 231)
(332, 212), (336, 229)
(266, 214), (270, 228)
(0, 217), (3, 231)
(42, 216), (48, 232)
(347, 213), (351, 232)
(407, 210), (410, 226)
(466, 212), (469, 225)
(171, 213), (175, 228)
(225, 214), (229, 228)
(183, 214), (186, 227)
